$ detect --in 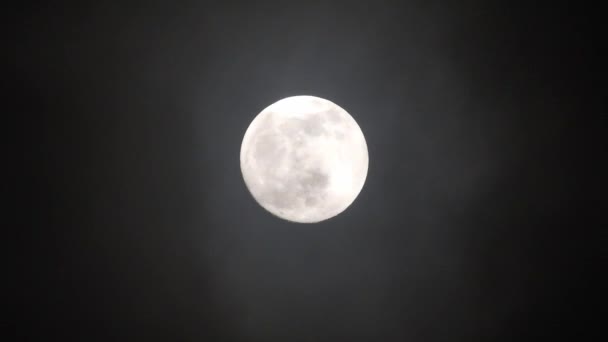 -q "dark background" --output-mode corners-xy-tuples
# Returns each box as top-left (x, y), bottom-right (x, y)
(13, 1), (604, 341)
